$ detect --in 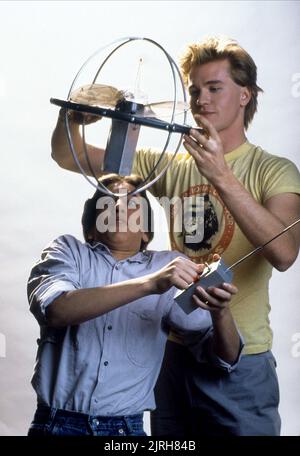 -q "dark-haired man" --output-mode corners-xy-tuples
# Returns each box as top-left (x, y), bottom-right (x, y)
(27, 173), (241, 436)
